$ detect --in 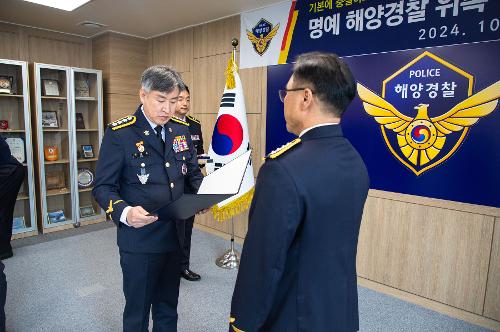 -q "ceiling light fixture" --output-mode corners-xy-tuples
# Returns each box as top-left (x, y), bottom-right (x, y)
(23, 0), (92, 11)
